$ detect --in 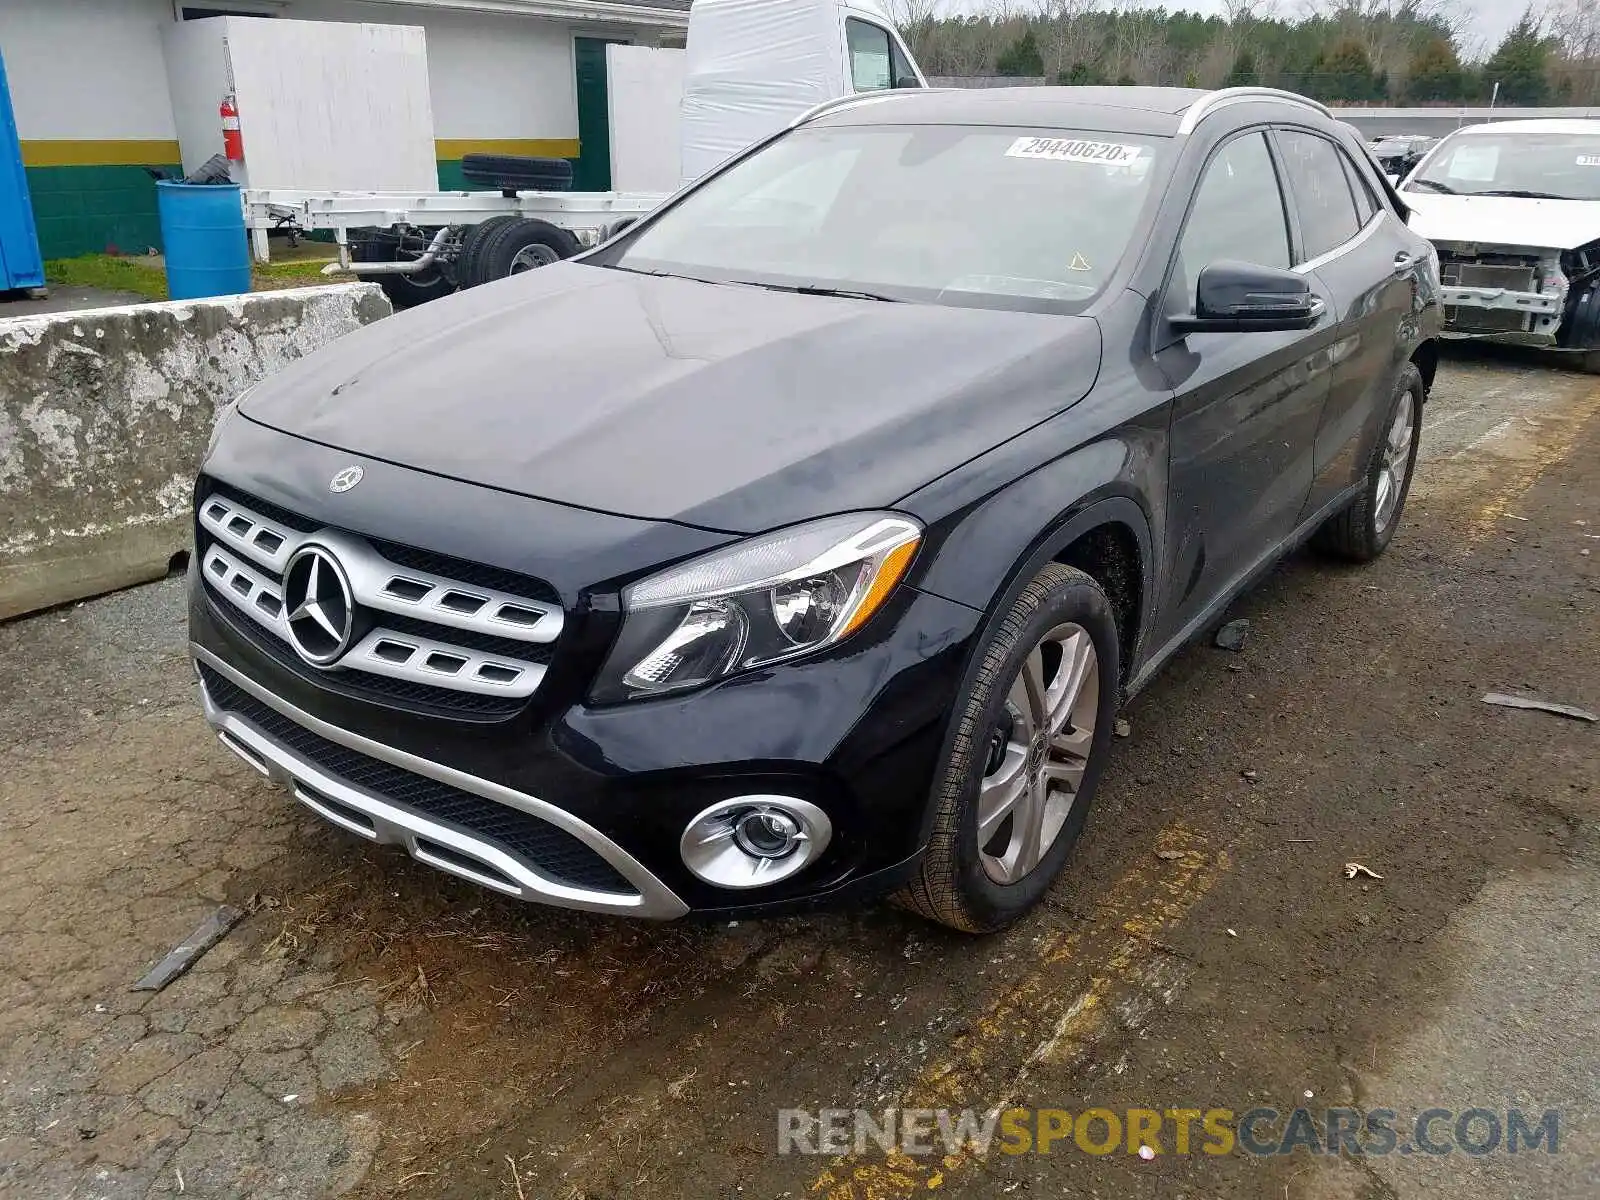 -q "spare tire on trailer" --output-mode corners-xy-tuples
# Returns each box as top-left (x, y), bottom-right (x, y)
(475, 218), (582, 282)
(461, 154), (574, 193)
(350, 226), (457, 309)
